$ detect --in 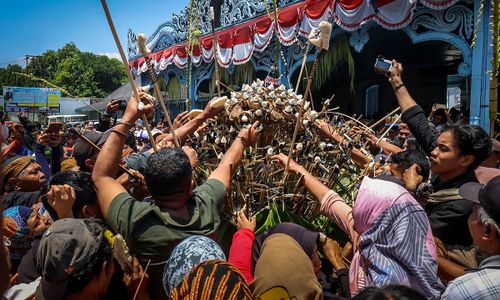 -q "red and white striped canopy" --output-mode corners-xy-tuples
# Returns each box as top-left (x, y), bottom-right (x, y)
(130, 0), (456, 74)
